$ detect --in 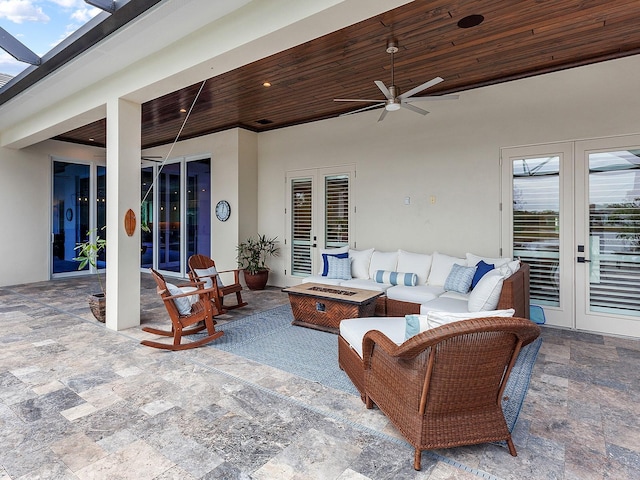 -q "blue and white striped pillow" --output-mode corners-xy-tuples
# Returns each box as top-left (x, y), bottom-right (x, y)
(374, 270), (418, 286)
